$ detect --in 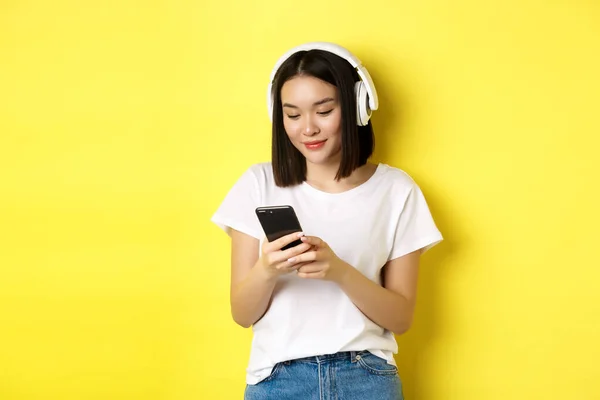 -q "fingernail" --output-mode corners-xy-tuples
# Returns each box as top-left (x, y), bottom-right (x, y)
(288, 257), (296, 262)
(297, 232), (305, 238)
